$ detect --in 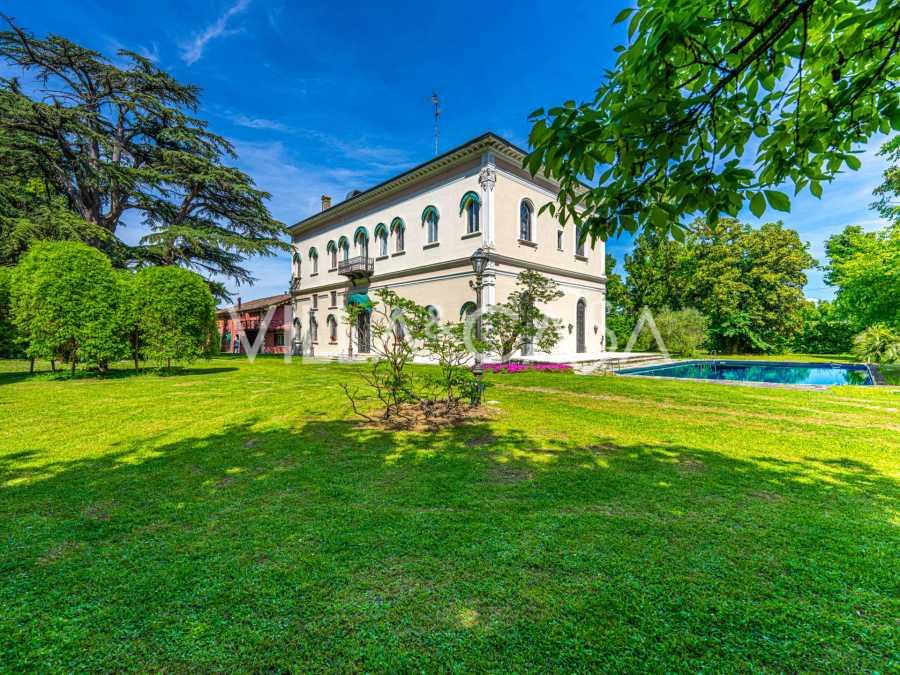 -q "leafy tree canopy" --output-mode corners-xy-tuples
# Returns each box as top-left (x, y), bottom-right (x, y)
(133, 266), (217, 368)
(824, 222), (899, 330)
(526, 0), (899, 243)
(10, 240), (124, 371)
(0, 18), (287, 298)
(626, 218), (815, 352)
(872, 135), (900, 225)
(0, 265), (21, 357)
(0, 175), (111, 265)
